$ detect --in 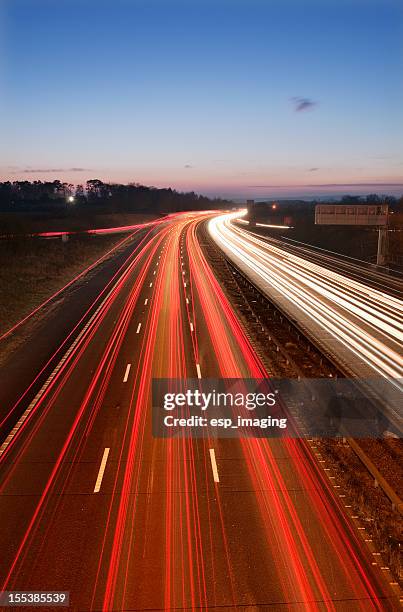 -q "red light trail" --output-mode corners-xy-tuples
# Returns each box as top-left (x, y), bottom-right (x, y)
(0, 213), (399, 610)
